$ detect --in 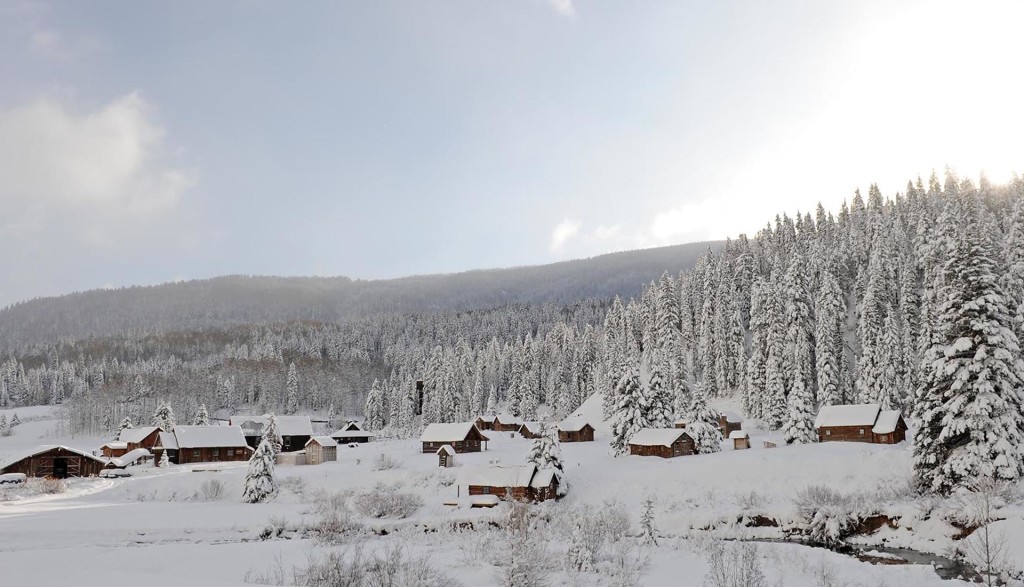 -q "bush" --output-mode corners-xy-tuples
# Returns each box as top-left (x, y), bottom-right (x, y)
(703, 540), (766, 587)
(793, 485), (864, 547)
(39, 477), (68, 494)
(295, 545), (461, 587)
(371, 453), (401, 471)
(353, 483), (422, 519)
(197, 479), (224, 501)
